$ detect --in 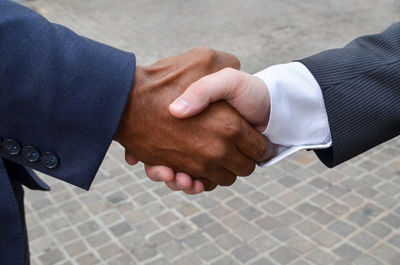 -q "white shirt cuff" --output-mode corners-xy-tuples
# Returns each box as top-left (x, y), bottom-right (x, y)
(254, 62), (332, 166)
